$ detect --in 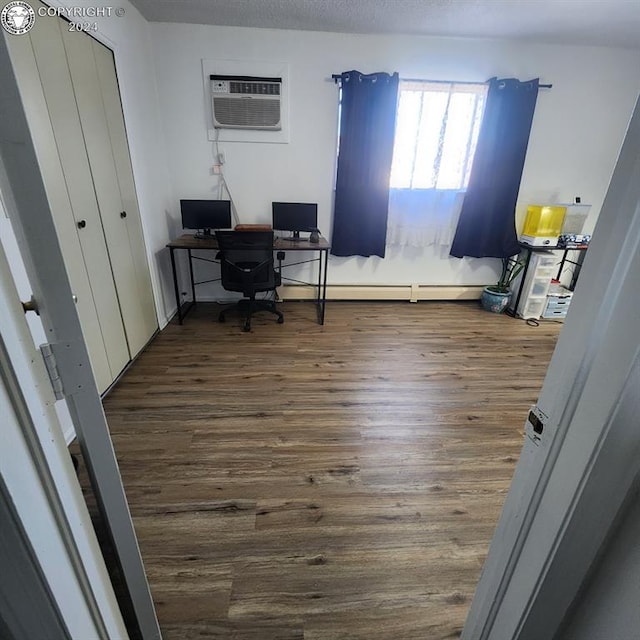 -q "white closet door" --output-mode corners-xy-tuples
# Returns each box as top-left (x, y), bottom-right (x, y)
(62, 29), (156, 358)
(92, 41), (158, 351)
(28, 5), (130, 384)
(5, 18), (115, 393)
